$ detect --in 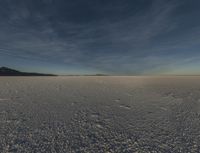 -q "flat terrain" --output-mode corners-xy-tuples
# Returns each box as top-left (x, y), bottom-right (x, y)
(0, 76), (200, 153)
